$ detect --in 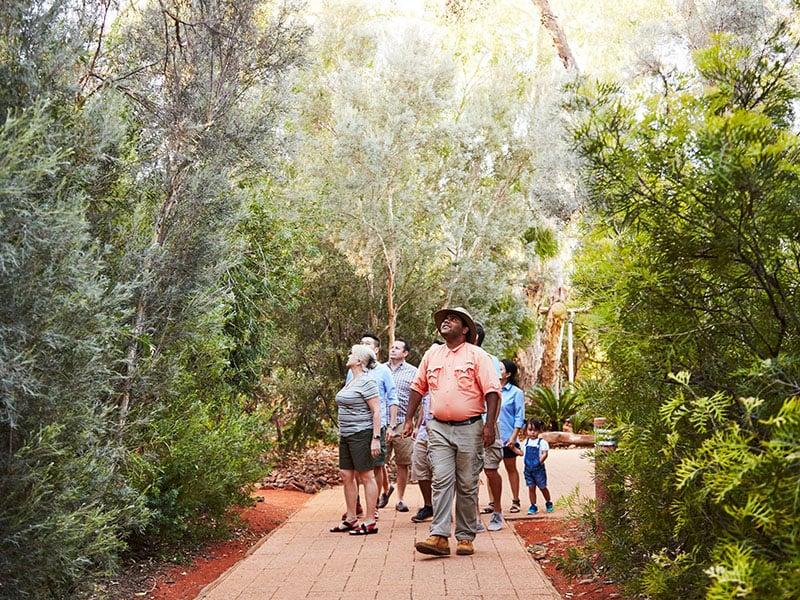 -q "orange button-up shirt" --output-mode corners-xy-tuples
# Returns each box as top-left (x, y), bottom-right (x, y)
(410, 342), (501, 422)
